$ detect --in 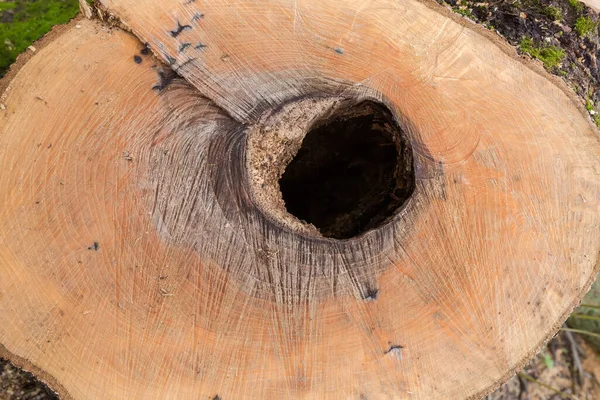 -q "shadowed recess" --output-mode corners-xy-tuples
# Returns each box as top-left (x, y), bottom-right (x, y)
(279, 101), (415, 239)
